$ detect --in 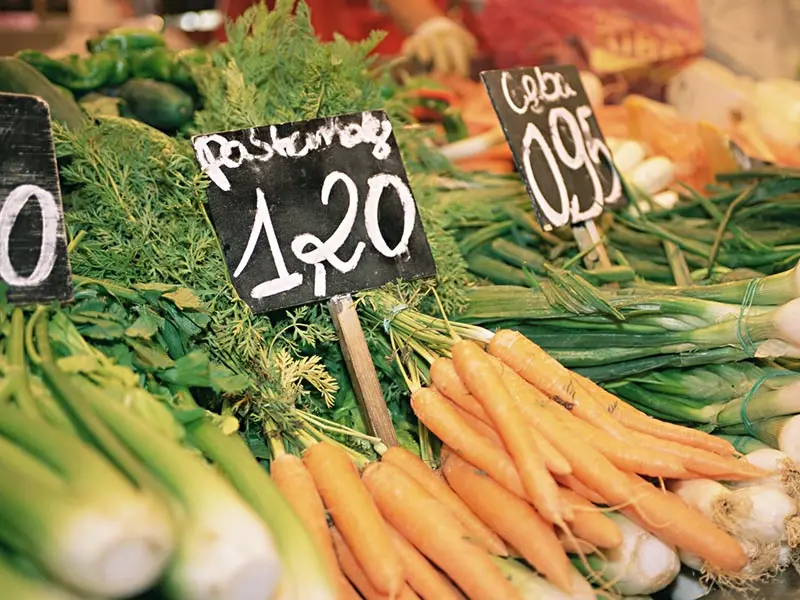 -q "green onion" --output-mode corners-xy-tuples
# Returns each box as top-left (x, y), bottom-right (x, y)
(715, 435), (772, 454)
(490, 557), (594, 599)
(720, 415), (800, 462)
